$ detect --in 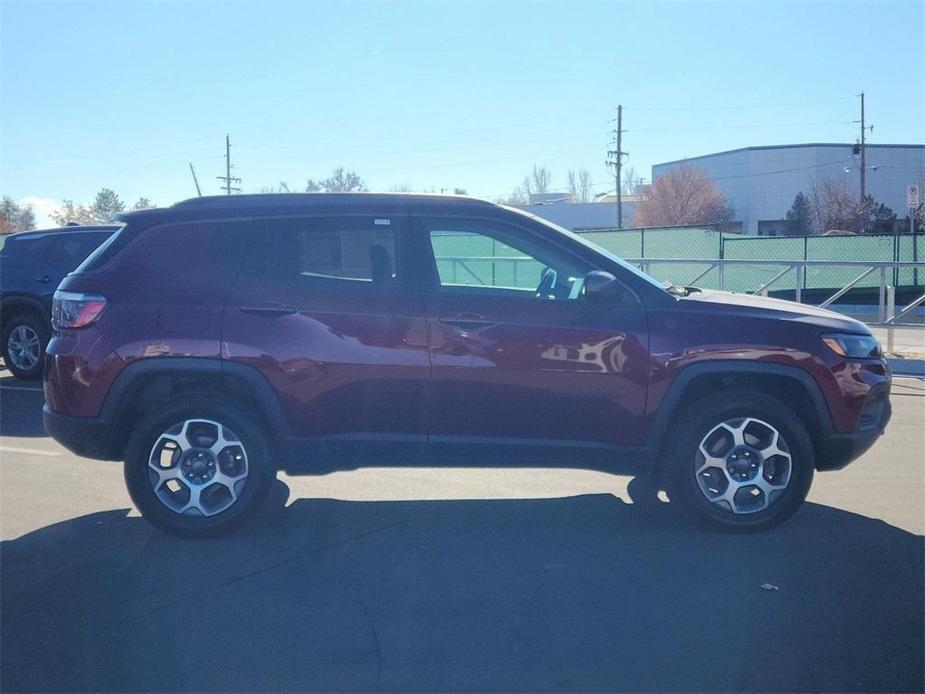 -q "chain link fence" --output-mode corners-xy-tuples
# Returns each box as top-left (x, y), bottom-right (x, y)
(577, 226), (924, 302)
